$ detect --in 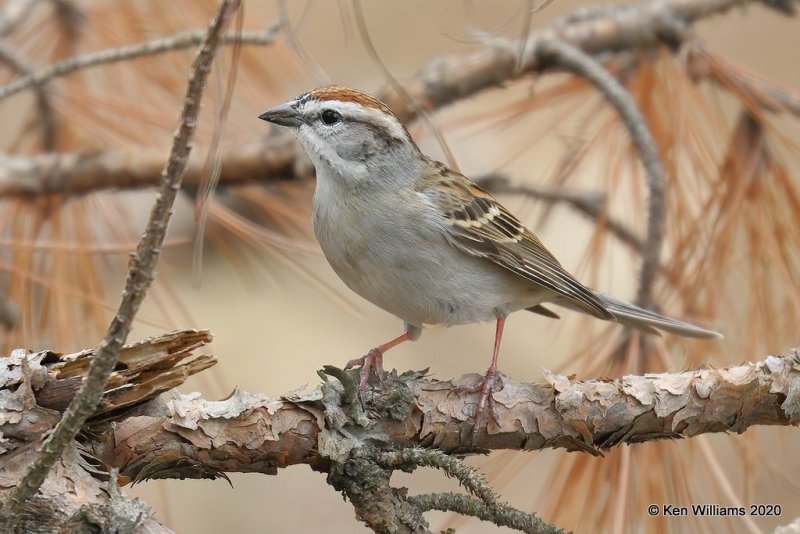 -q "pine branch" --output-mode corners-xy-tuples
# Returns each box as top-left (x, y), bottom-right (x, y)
(0, 0), (240, 526)
(89, 350), (800, 481)
(3, 330), (798, 532)
(380, 0), (797, 124)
